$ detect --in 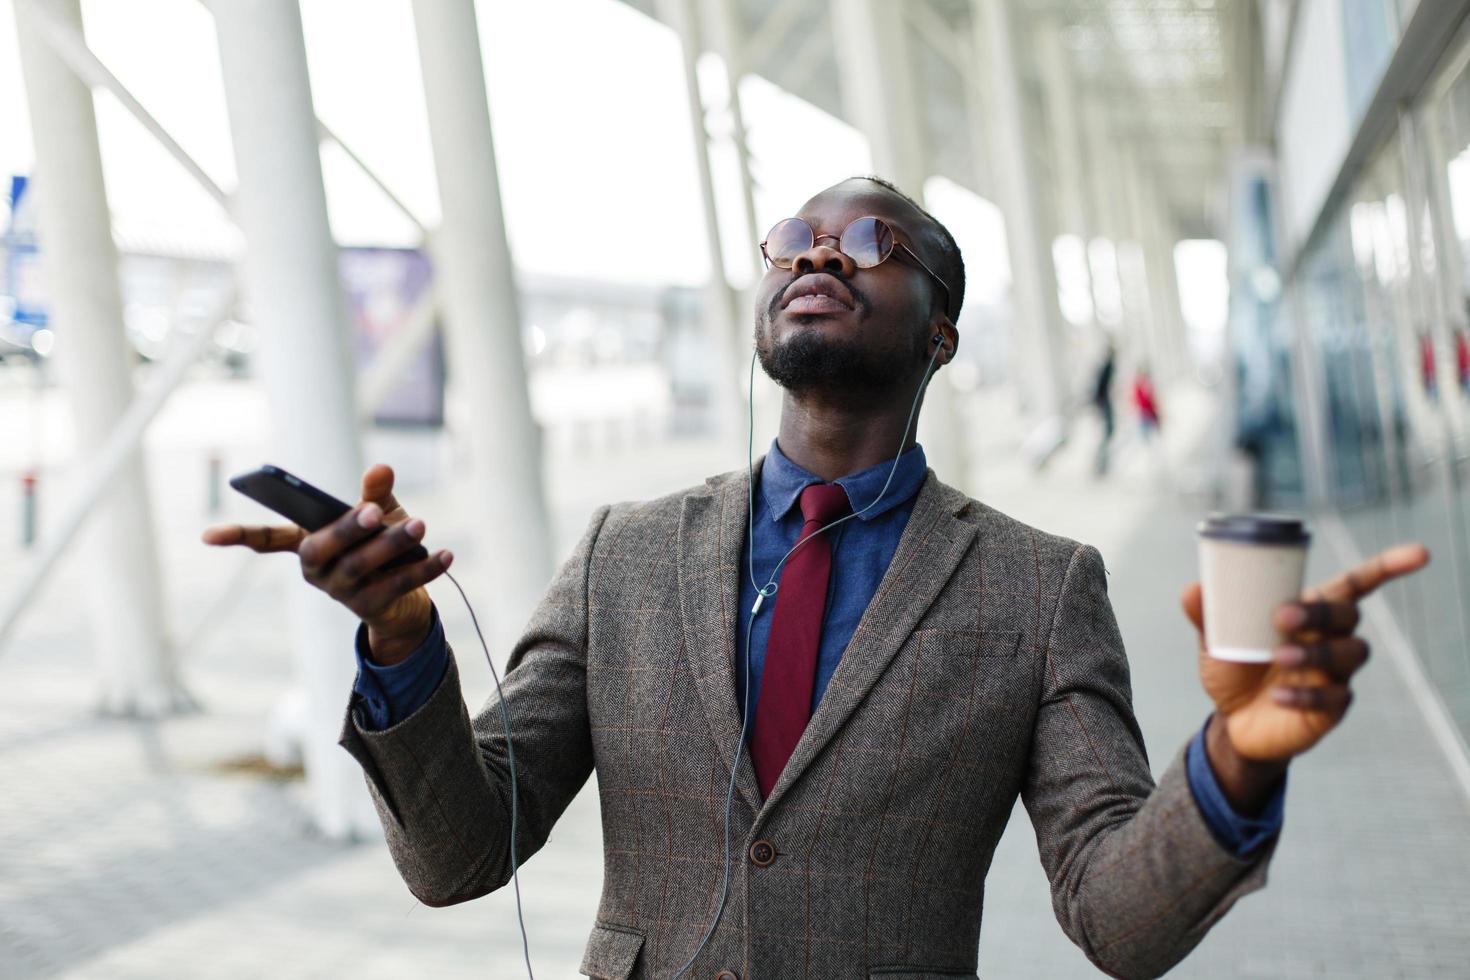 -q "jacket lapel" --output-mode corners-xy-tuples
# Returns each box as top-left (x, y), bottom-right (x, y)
(759, 471), (979, 813)
(676, 467), (764, 814)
